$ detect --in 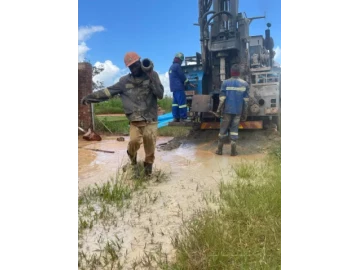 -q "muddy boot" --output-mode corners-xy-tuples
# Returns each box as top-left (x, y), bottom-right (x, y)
(127, 151), (137, 165)
(143, 162), (153, 176)
(215, 141), (223, 155)
(230, 141), (238, 156)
